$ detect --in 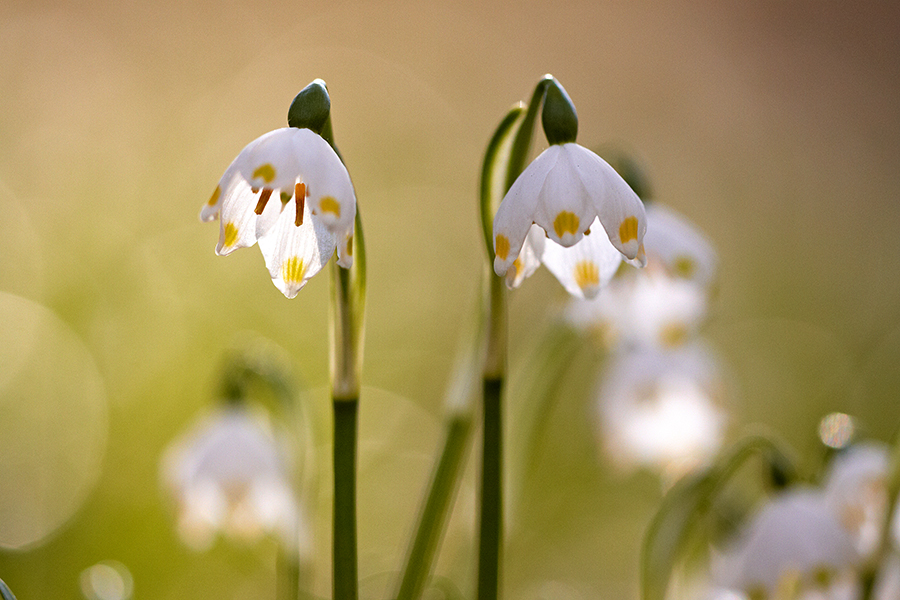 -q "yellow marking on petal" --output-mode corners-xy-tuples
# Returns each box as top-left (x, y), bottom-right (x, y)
(553, 211), (580, 238)
(673, 255), (696, 278)
(512, 258), (522, 278)
(252, 163), (276, 183)
(618, 216), (639, 243)
(223, 222), (239, 248)
(319, 196), (341, 217)
(660, 323), (688, 348)
(495, 235), (510, 261)
(573, 260), (600, 291)
(254, 188), (273, 215)
(281, 256), (306, 284)
(207, 185), (221, 206)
